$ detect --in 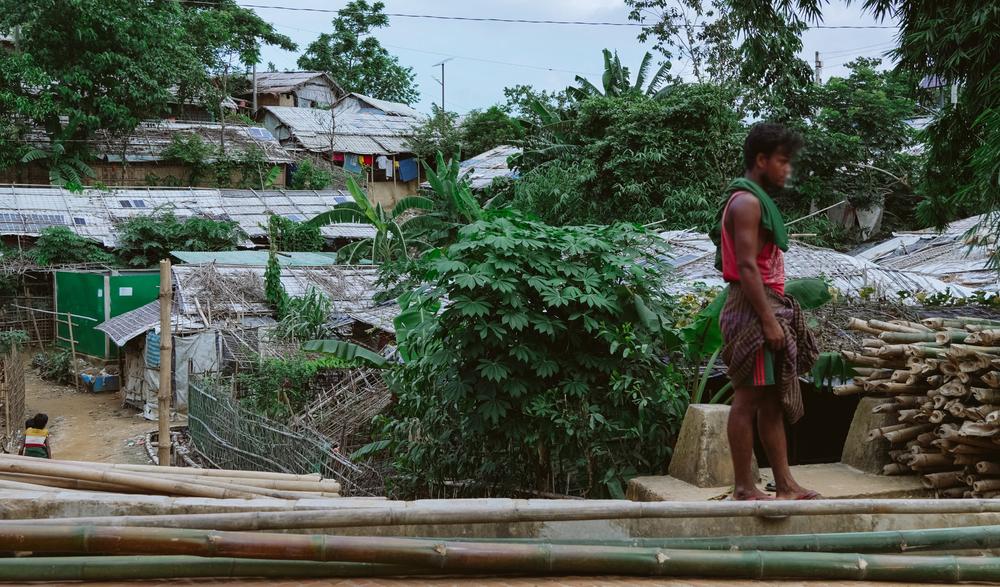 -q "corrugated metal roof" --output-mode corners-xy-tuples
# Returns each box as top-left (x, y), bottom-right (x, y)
(657, 230), (974, 300)
(422, 145), (519, 190)
(172, 250), (340, 266)
(332, 93), (422, 118)
(0, 185), (375, 246)
(249, 71), (342, 95)
(262, 105), (423, 155)
(24, 120), (293, 164)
